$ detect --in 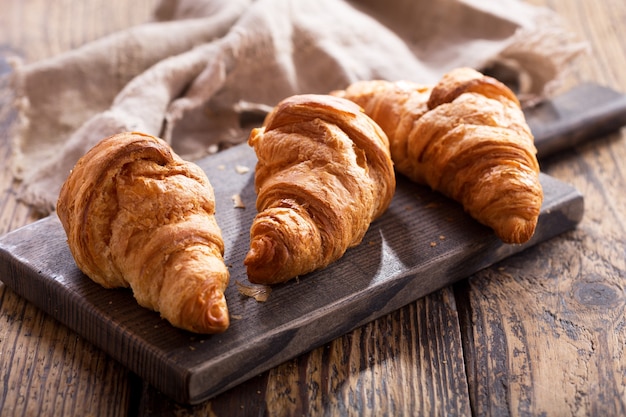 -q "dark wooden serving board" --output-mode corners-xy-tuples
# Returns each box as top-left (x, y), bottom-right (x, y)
(0, 83), (625, 404)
